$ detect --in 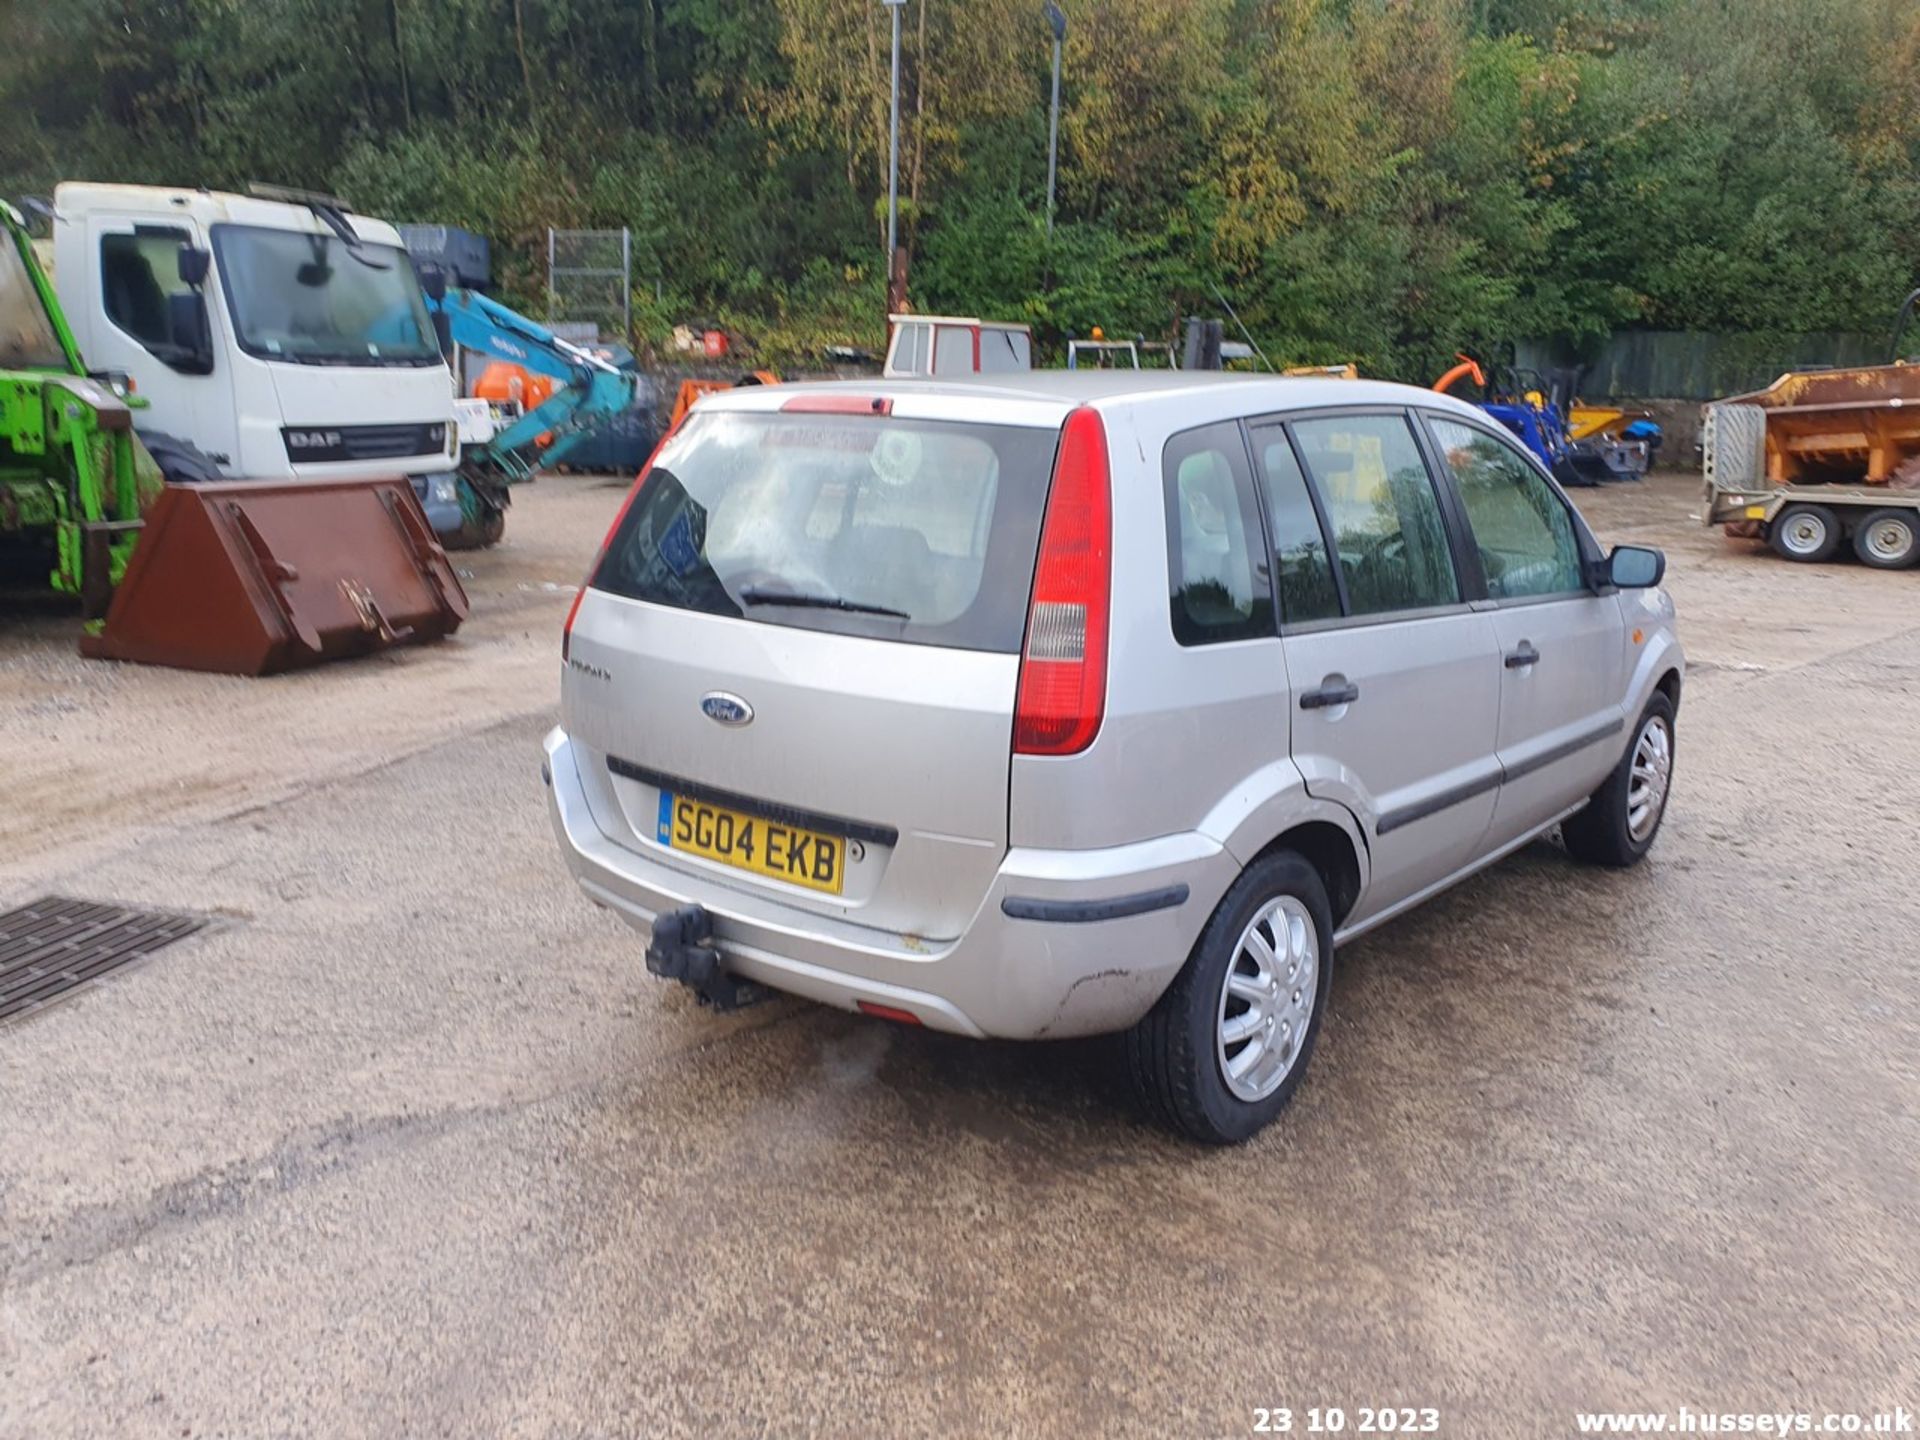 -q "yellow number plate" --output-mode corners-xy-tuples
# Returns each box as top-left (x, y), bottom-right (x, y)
(656, 791), (845, 895)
